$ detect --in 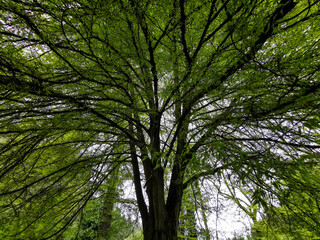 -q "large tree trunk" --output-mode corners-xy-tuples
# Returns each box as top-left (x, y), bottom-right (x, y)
(142, 168), (183, 240)
(130, 98), (187, 239)
(142, 209), (176, 240)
